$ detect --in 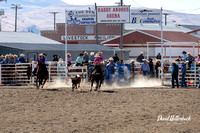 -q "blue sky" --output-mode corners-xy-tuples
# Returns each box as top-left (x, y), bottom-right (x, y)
(0, 0), (199, 14)
(62, 0), (200, 14)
